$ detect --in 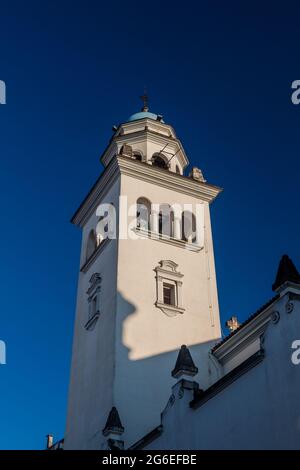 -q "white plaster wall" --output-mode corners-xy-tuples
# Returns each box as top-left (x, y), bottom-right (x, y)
(114, 172), (221, 447)
(64, 179), (121, 450)
(143, 294), (300, 450)
(65, 152), (221, 449)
